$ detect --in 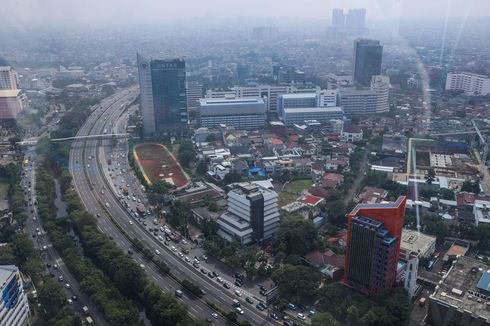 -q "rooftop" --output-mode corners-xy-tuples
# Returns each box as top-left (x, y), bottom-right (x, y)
(200, 97), (264, 106)
(280, 93), (317, 99)
(400, 229), (436, 258)
(431, 256), (490, 320)
(283, 107), (343, 114)
(0, 89), (21, 97)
